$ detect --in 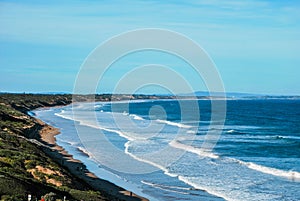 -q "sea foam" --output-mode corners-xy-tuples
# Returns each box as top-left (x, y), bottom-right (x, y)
(156, 119), (192, 129)
(236, 160), (300, 182)
(169, 140), (219, 159)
